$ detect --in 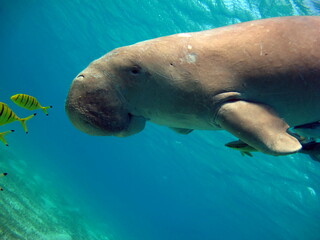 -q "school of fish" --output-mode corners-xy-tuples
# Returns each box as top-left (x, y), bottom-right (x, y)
(0, 94), (52, 146)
